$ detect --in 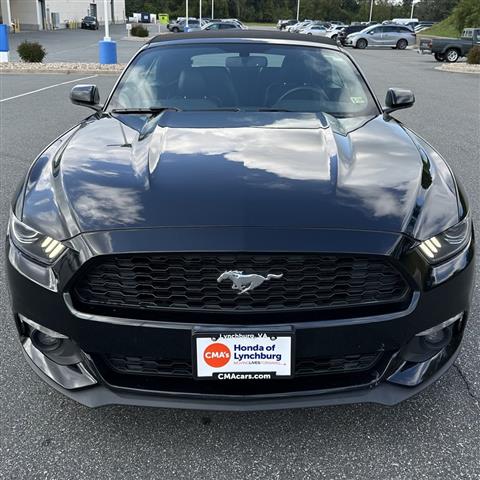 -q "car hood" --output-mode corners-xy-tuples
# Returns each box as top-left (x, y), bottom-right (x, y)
(22, 111), (459, 241)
